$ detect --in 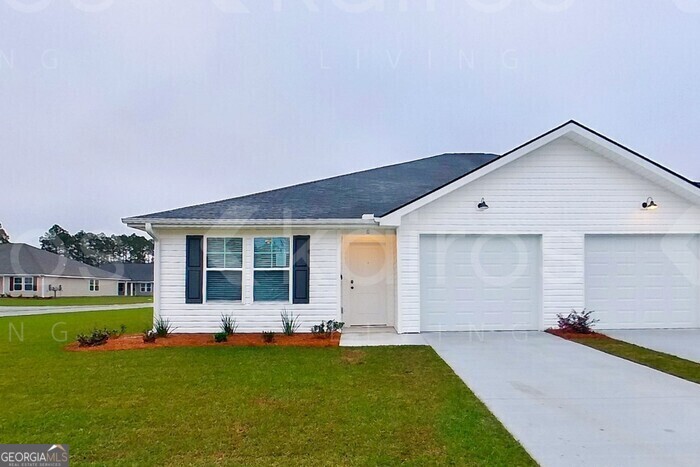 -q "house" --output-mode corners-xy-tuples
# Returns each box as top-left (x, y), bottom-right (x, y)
(98, 262), (154, 296)
(0, 243), (127, 298)
(123, 121), (700, 333)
